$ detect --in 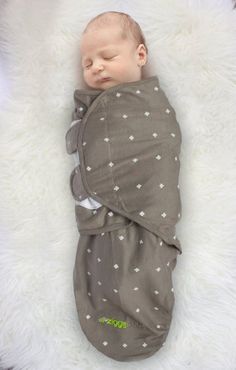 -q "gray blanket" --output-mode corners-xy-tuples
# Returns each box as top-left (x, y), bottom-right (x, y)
(65, 75), (182, 254)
